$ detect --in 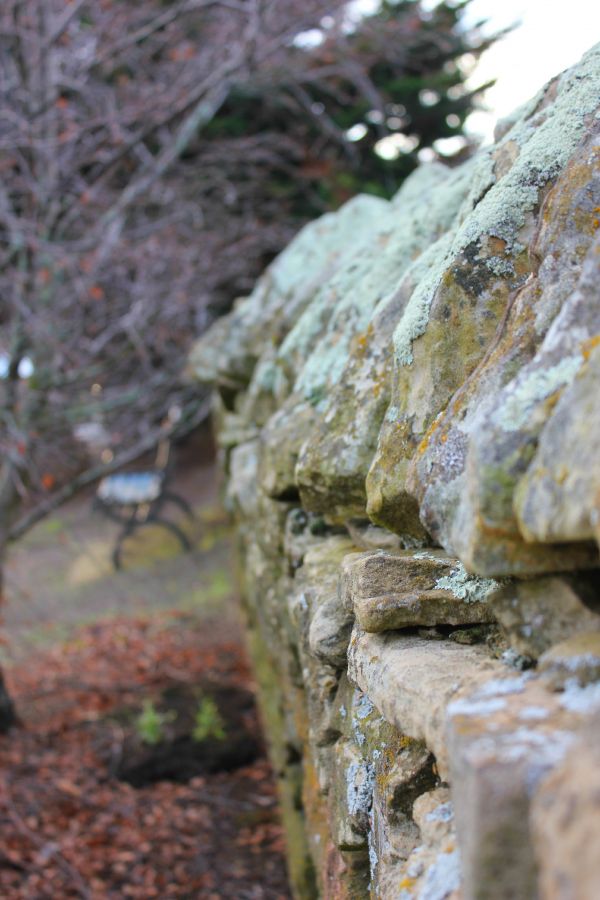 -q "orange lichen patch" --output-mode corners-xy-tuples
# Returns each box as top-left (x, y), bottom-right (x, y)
(541, 388), (563, 418)
(399, 876), (417, 890)
(353, 323), (374, 357)
(581, 333), (600, 360)
(488, 236), (508, 256)
(415, 417), (443, 457)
